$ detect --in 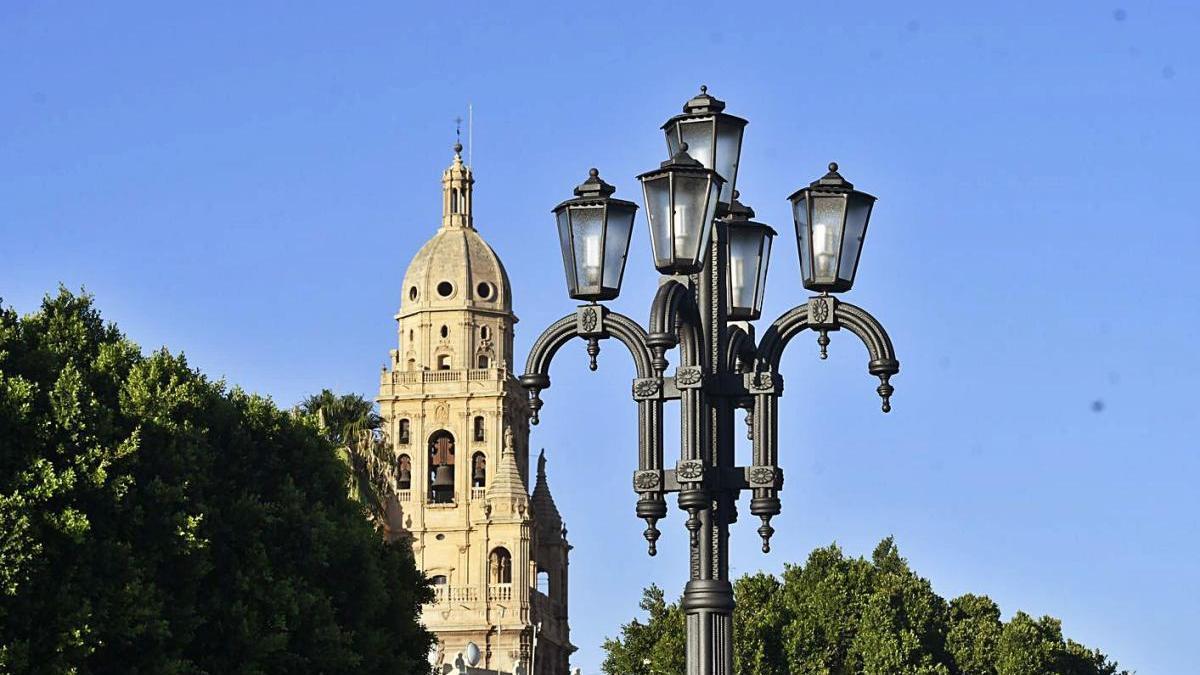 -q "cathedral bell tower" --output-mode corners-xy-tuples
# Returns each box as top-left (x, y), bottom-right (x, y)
(378, 143), (574, 674)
